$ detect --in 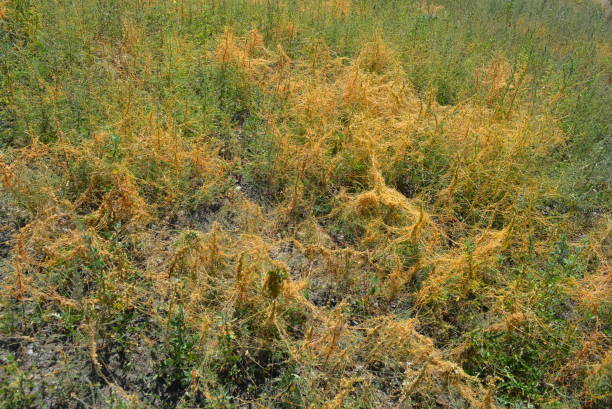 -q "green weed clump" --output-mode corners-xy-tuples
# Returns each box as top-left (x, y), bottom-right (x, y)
(0, 0), (610, 408)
